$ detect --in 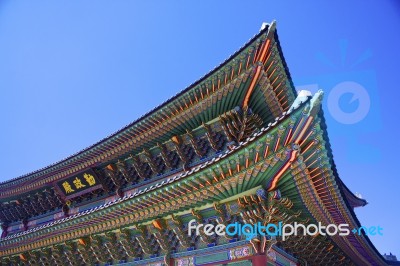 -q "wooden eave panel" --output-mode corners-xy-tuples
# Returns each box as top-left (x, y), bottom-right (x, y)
(0, 99), (309, 256)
